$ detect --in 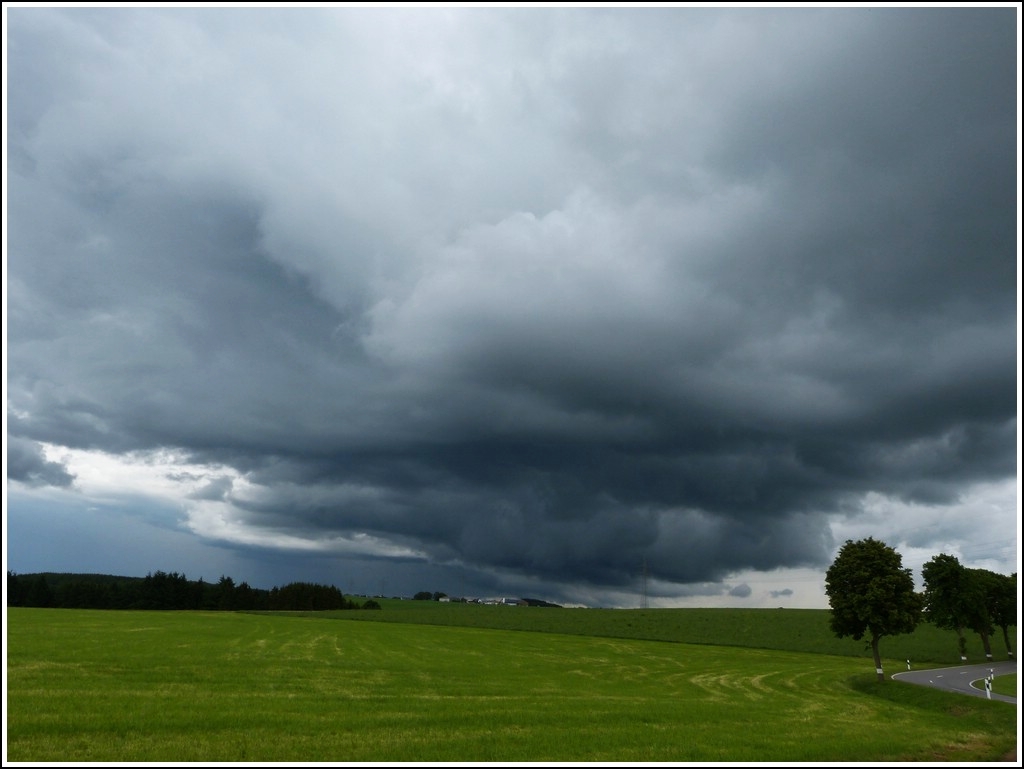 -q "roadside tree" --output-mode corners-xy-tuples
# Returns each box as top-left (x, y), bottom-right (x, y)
(922, 553), (972, 661)
(964, 568), (999, 661)
(989, 572), (1016, 658)
(825, 537), (923, 681)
